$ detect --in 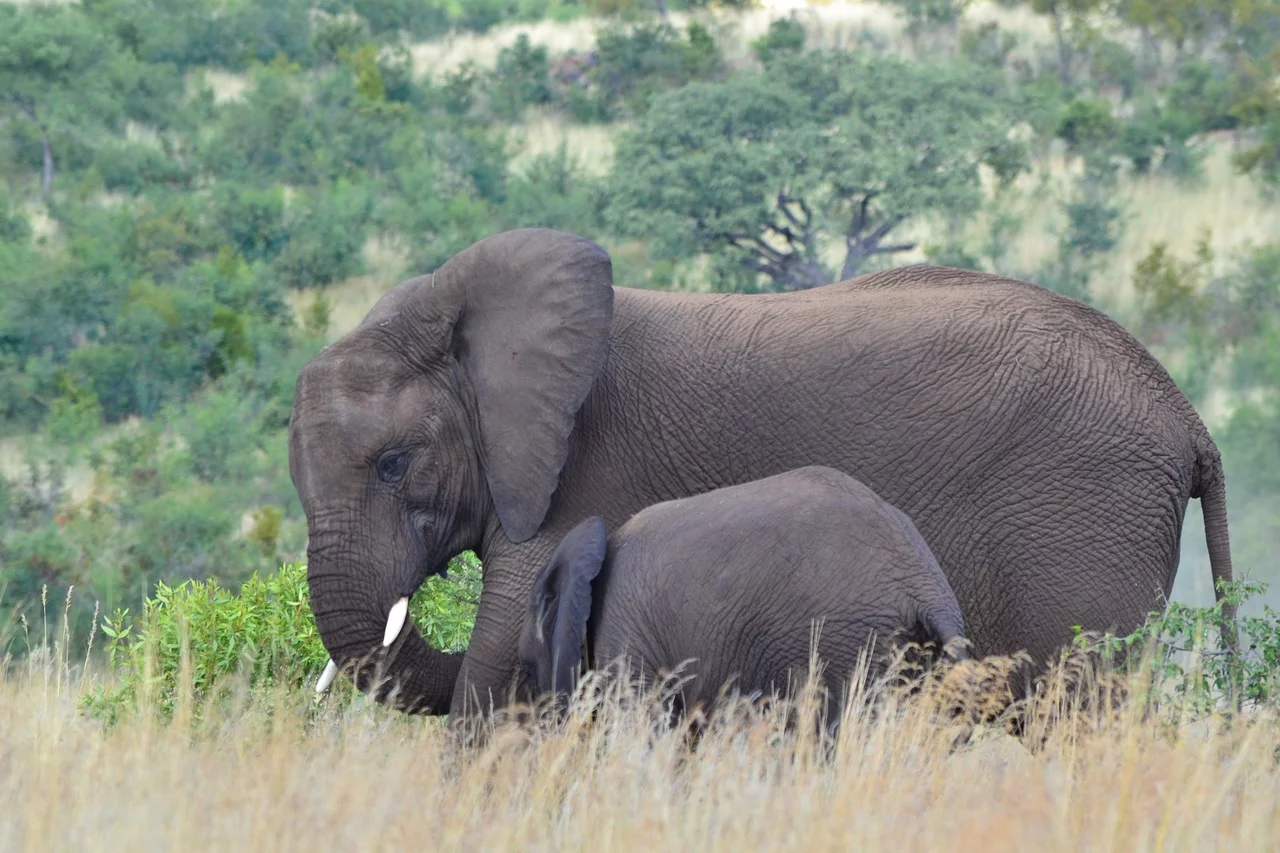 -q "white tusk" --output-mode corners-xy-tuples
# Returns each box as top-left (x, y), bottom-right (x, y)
(383, 597), (409, 647)
(315, 659), (339, 693)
